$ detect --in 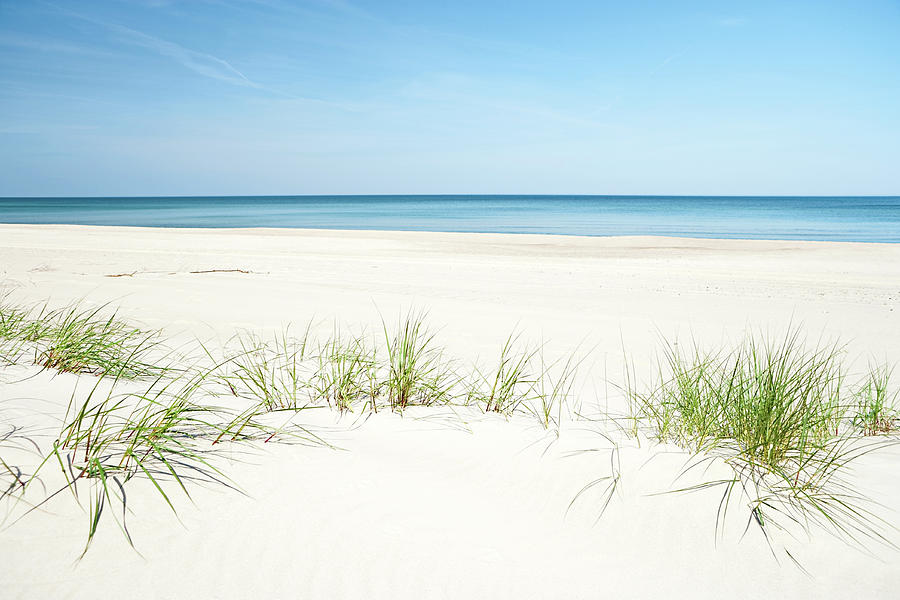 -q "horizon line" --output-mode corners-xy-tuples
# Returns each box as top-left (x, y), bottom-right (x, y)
(2, 193), (899, 200)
